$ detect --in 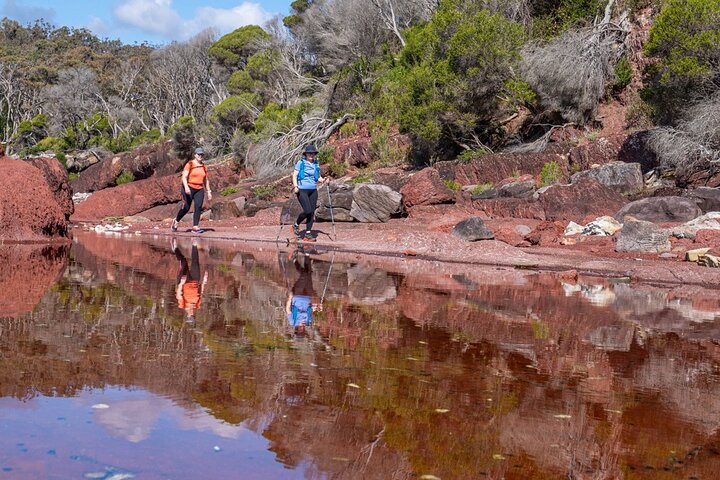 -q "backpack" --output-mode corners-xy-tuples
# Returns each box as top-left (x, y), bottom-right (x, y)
(291, 303), (312, 326)
(298, 158), (319, 182)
